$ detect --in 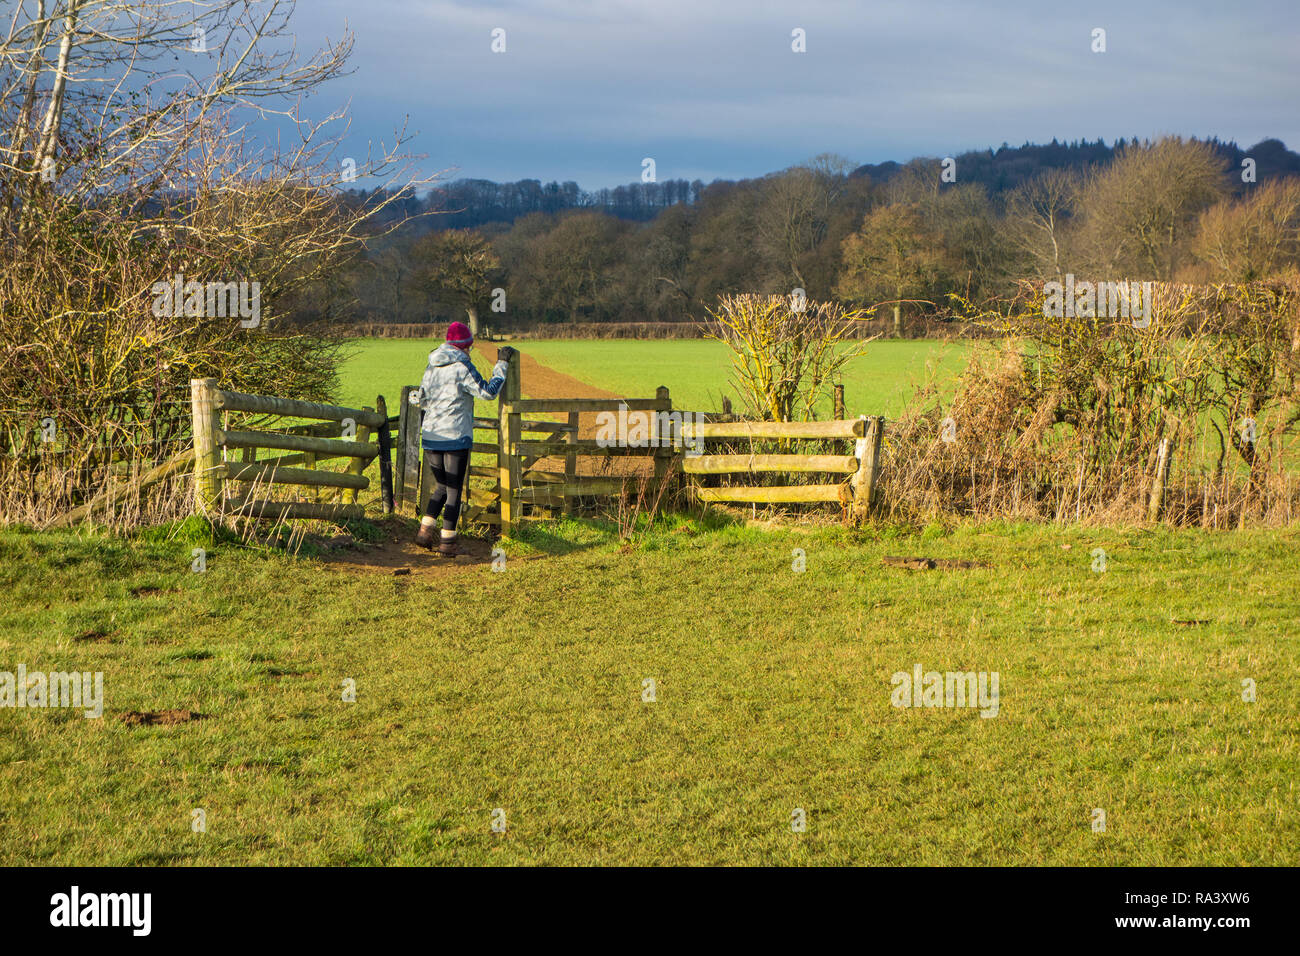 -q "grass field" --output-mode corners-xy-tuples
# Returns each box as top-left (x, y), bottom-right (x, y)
(337, 338), (970, 418)
(1, 516), (1296, 865)
(4, 336), (1295, 867)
